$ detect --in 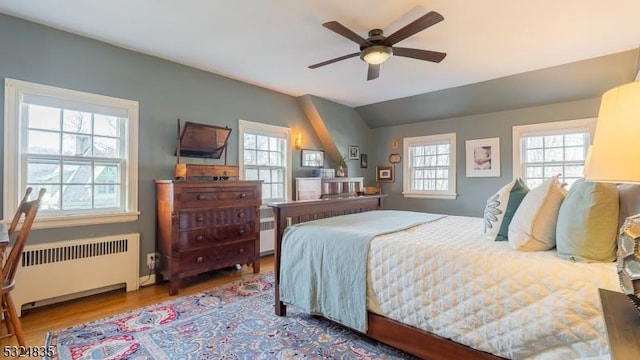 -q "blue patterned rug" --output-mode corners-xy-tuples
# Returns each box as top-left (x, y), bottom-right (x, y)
(46, 272), (416, 359)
